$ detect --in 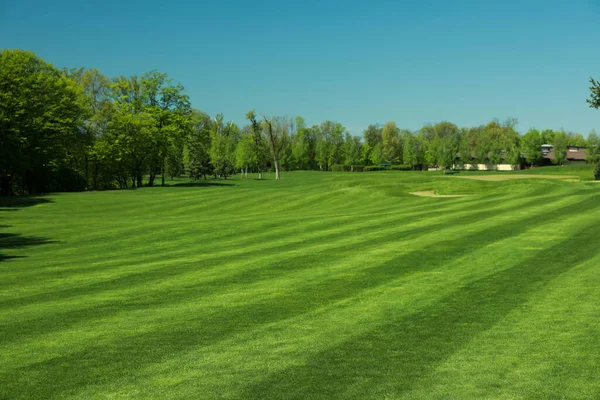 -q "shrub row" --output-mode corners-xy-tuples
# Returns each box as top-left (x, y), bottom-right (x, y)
(331, 165), (366, 172)
(330, 164), (414, 172)
(363, 164), (412, 172)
